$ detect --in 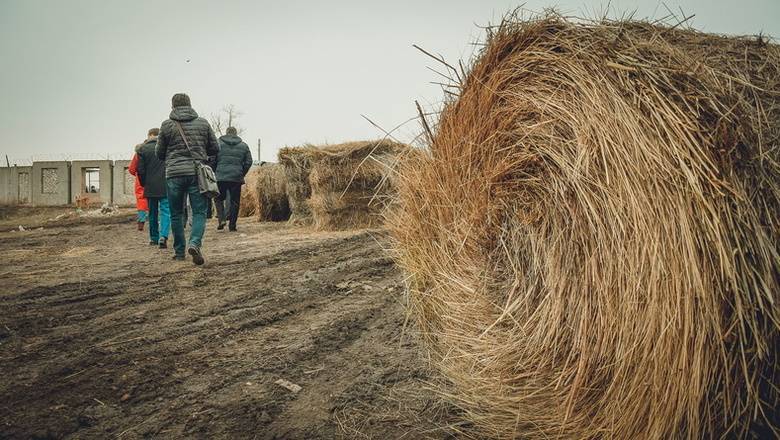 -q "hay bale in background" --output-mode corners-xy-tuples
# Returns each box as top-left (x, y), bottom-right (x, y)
(388, 13), (780, 439)
(254, 163), (290, 222)
(278, 147), (314, 223)
(308, 140), (407, 230)
(238, 166), (260, 218)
